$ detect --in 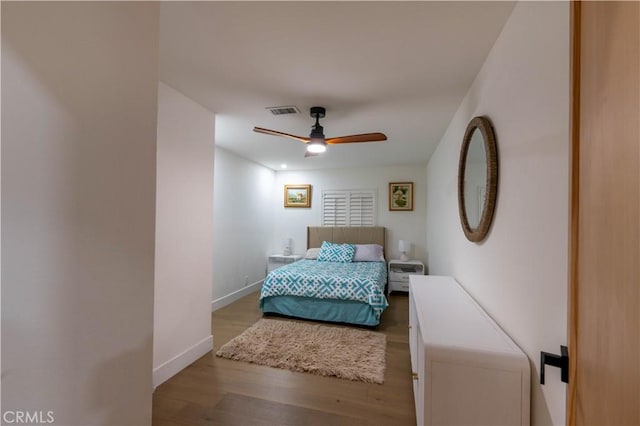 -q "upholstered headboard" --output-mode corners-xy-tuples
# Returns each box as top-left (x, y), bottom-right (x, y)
(307, 226), (386, 256)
